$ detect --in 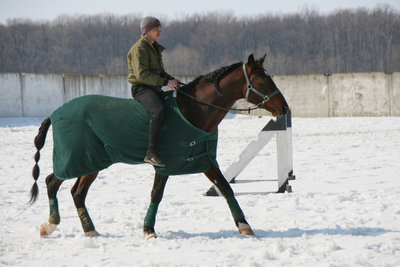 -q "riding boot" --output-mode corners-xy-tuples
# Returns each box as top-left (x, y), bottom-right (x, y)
(144, 118), (166, 167)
